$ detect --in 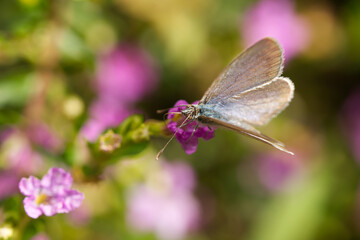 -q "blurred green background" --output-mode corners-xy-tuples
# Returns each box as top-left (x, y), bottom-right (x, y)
(1, 0), (360, 239)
